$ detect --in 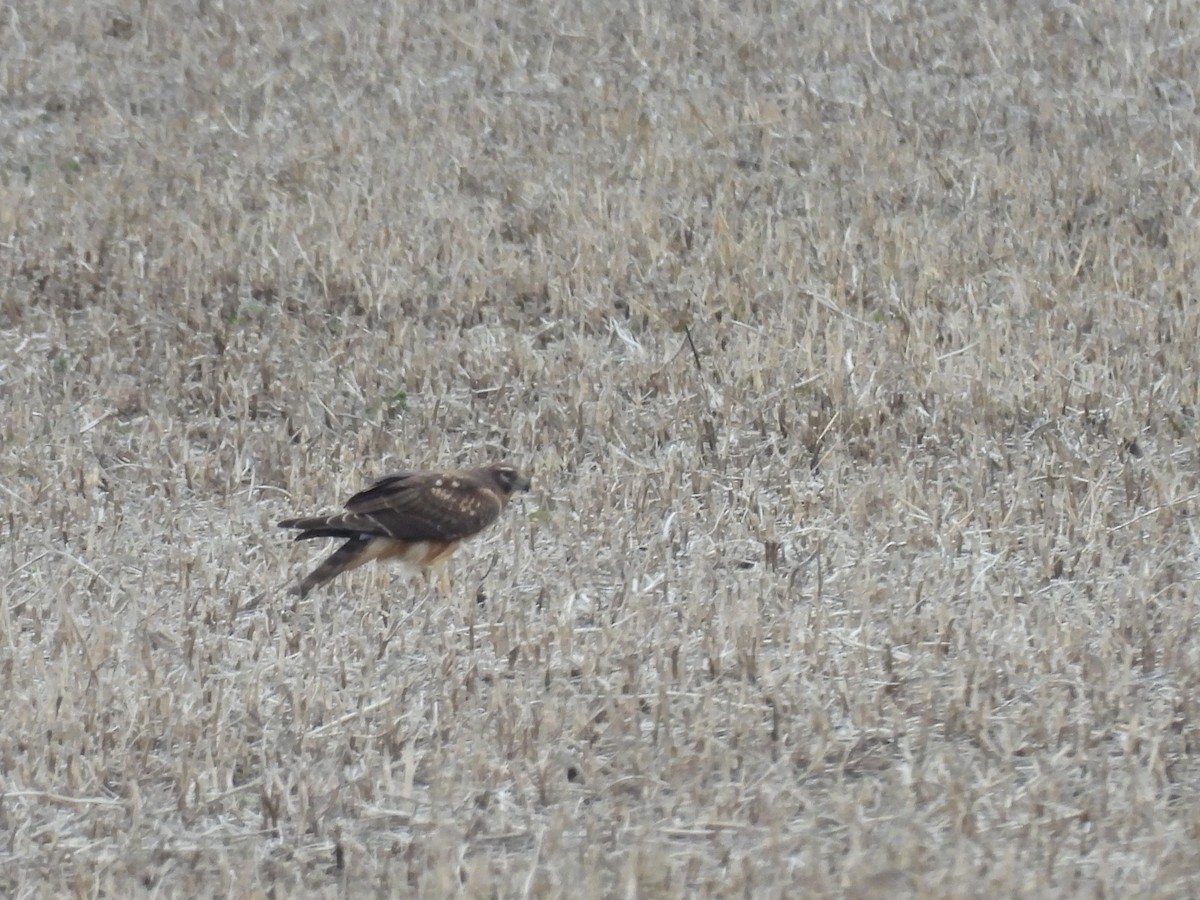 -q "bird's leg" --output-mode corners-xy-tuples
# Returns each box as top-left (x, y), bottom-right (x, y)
(420, 561), (453, 601)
